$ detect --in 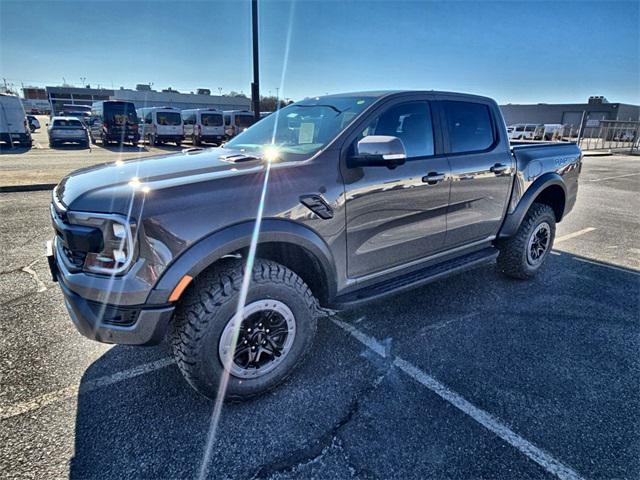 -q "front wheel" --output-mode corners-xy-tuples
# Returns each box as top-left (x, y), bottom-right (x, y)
(171, 259), (318, 401)
(496, 203), (556, 279)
